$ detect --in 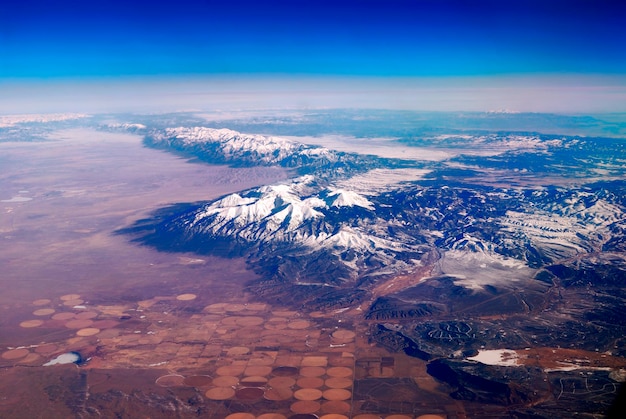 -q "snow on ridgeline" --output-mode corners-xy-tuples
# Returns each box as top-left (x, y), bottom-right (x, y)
(146, 127), (395, 179)
(130, 138), (626, 288)
(150, 127), (338, 168)
(500, 191), (626, 260)
(334, 168), (432, 194)
(163, 127), (300, 164)
(327, 189), (375, 210)
(431, 133), (570, 152)
(141, 127), (432, 283)
(0, 113), (89, 127)
(184, 175), (422, 281)
(191, 176), (382, 241)
(106, 123), (147, 132)
(192, 176), (325, 235)
(486, 109), (521, 114)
